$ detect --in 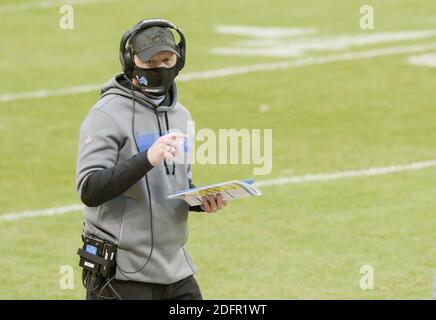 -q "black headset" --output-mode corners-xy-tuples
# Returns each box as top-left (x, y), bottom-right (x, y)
(119, 18), (186, 79)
